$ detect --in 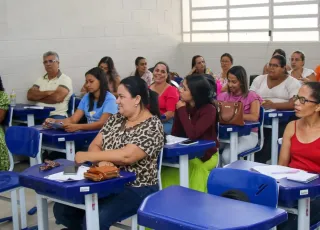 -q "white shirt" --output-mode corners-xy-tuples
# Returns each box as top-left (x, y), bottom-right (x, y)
(33, 71), (73, 117)
(288, 68), (315, 78)
(250, 74), (301, 103)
